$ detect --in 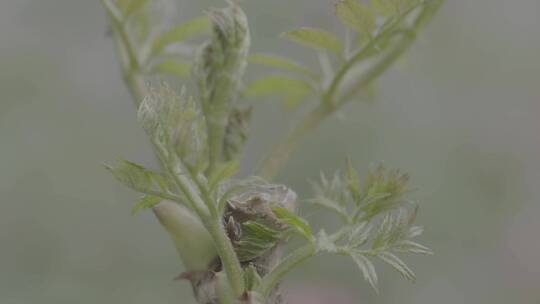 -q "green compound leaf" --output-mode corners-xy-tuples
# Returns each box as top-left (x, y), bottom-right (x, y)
(248, 53), (315, 77)
(132, 195), (162, 214)
(243, 75), (312, 109)
(271, 205), (313, 241)
(283, 27), (343, 54)
(150, 16), (211, 56)
(151, 59), (192, 78)
(336, 0), (376, 35)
